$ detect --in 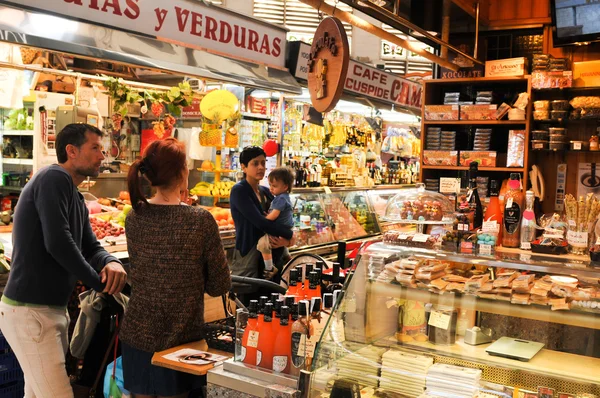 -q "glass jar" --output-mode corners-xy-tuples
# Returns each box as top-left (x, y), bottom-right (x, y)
(427, 305), (458, 345)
